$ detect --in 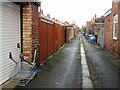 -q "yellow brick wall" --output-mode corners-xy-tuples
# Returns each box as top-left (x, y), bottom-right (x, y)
(22, 3), (40, 64)
(23, 5), (32, 62)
